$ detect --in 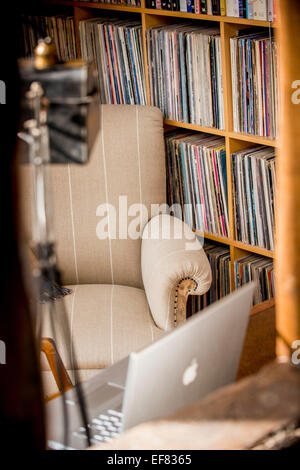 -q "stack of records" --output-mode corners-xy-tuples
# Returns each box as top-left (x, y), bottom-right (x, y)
(200, 242), (231, 308)
(186, 294), (201, 318)
(230, 29), (278, 138)
(187, 242), (231, 316)
(21, 15), (77, 61)
(146, 0), (275, 19)
(232, 146), (276, 251)
(79, 18), (147, 105)
(91, 0), (142, 5)
(165, 131), (229, 237)
(234, 254), (275, 305)
(147, 24), (225, 128)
